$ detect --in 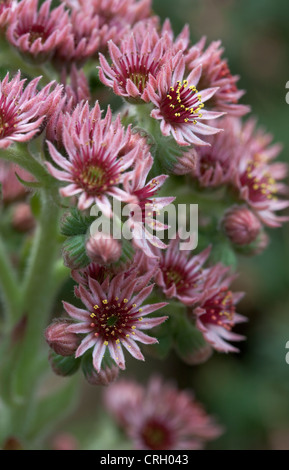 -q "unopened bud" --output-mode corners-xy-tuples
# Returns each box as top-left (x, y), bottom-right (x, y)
(86, 364), (120, 386)
(0, 162), (34, 203)
(241, 231), (270, 256)
(52, 433), (78, 451)
(2, 437), (23, 450)
(81, 351), (119, 386)
(12, 202), (35, 232)
(251, 231), (270, 255)
(86, 232), (121, 265)
(45, 319), (80, 356)
(181, 344), (213, 365)
(223, 206), (262, 246)
(172, 149), (198, 175)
